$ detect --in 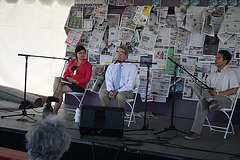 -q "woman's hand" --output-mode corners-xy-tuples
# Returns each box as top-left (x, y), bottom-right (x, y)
(66, 77), (76, 83)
